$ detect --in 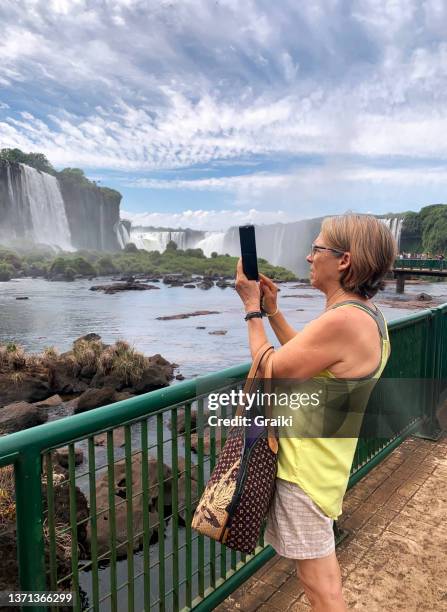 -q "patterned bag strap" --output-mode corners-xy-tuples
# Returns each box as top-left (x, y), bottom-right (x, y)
(235, 342), (274, 418)
(263, 351), (278, 454)
(235, 344), (278, 454)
